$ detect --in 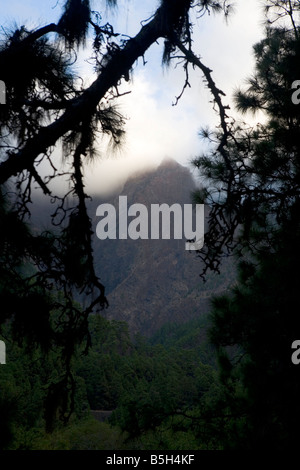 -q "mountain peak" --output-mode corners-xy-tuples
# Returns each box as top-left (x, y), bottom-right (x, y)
(90, 158), (233, 336)
(159, 156), (180, 168)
